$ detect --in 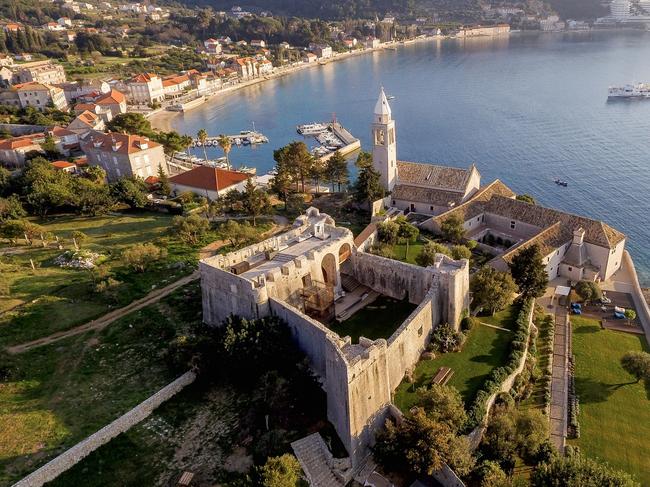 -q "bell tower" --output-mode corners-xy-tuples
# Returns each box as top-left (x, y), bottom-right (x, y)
(371, 87), (397, 192)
